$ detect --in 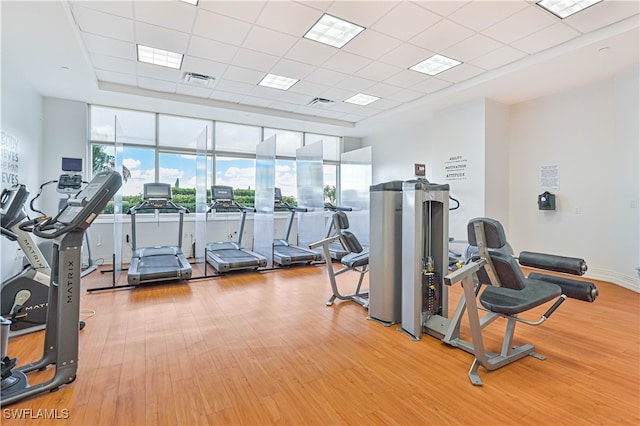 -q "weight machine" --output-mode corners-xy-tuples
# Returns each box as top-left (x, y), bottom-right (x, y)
(399, 179), (598, 385)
